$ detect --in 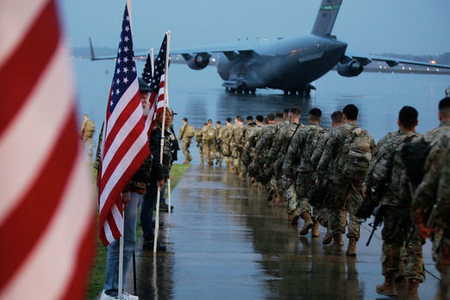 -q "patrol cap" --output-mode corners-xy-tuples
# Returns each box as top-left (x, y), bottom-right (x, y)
(138, 77), (151, 92)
